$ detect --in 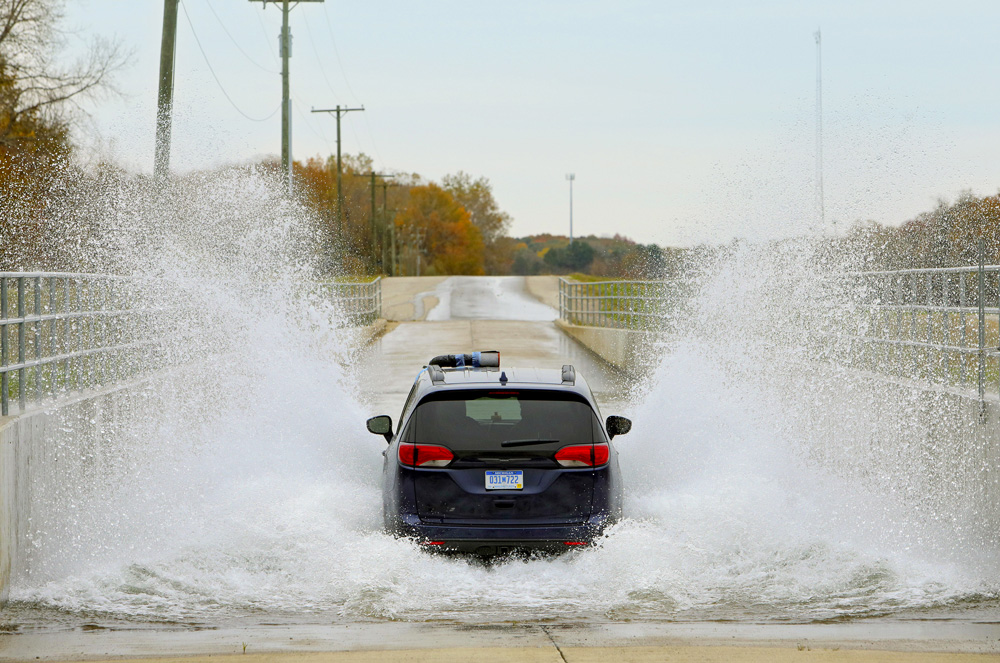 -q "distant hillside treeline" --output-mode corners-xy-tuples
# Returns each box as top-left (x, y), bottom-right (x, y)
(292, 154), (679, 279)
(837, 191), (1000, 270)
